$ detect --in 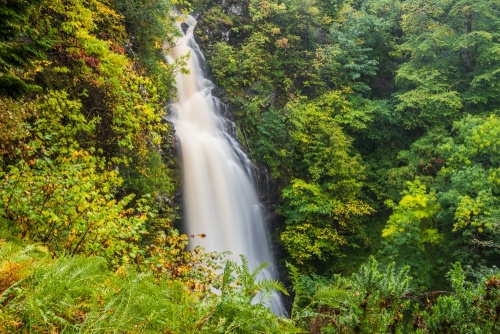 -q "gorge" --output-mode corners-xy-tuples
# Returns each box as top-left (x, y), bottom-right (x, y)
(167, 15), (285, 315)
